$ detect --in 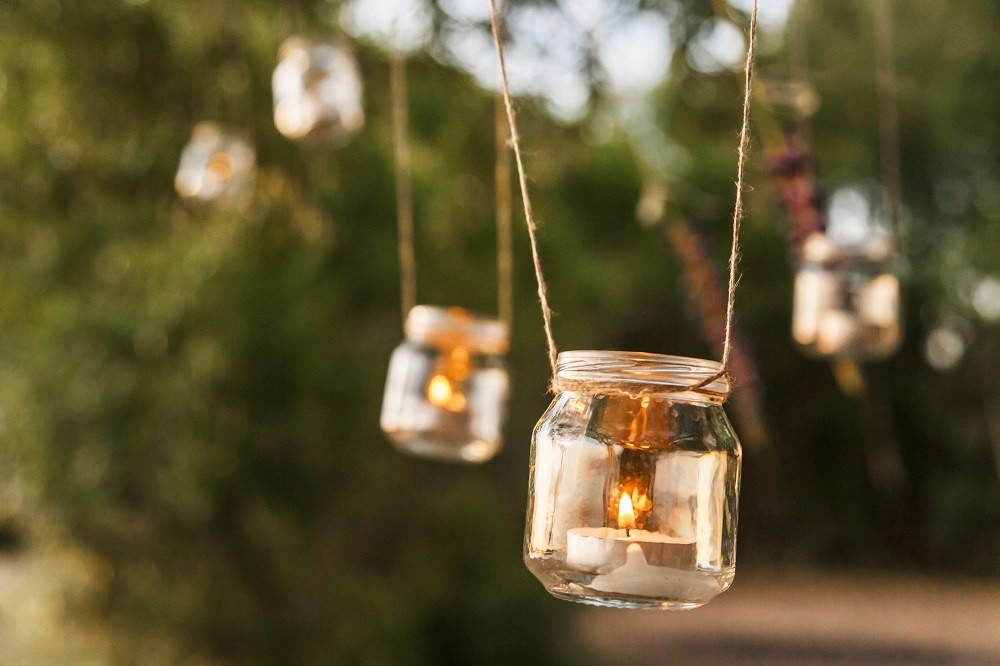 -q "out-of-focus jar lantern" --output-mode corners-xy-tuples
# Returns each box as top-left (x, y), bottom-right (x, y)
(174, 123), (255, 203)
(272, 36), (364, 145)
(524, 351), (742, 610)
(381, 306), (509, 463)
(792, 232), (902, 360)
